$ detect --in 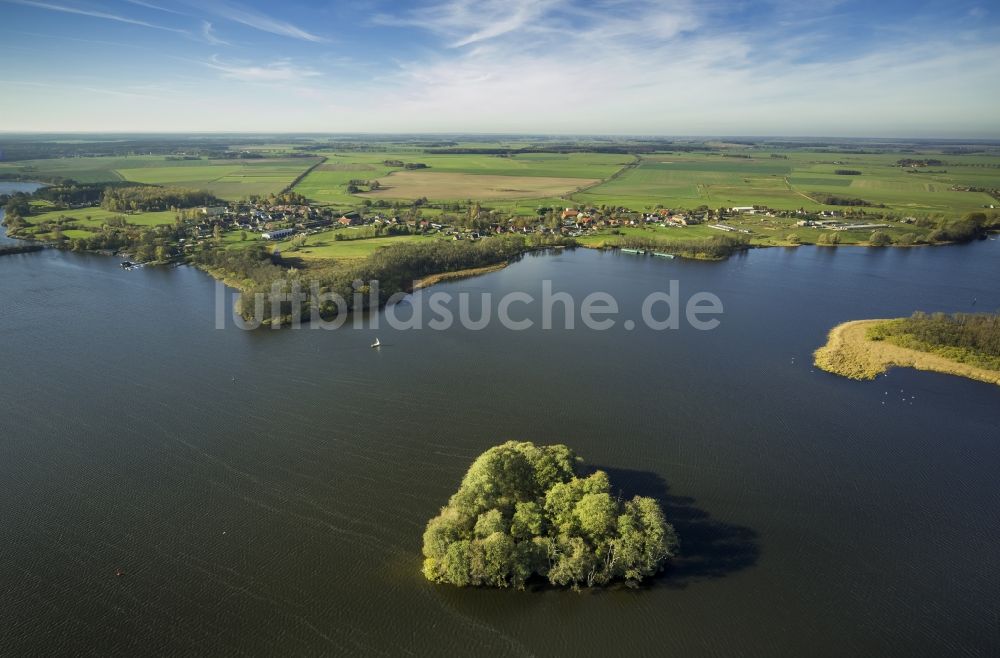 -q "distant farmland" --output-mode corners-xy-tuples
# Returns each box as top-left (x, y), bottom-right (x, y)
(114, 158), (321, 200)
(2, 140), (996, 217)
(574, 152), (999, 215)
(293, 151), (626, 205)
(292, 147), (998, 217)
(0, 156), (321, 200)
(360, 171), (599, 201)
